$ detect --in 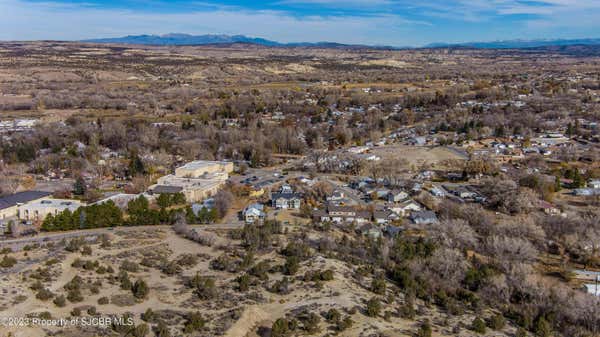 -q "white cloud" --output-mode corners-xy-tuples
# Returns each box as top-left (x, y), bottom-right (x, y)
(0, 0), (599, 46)
(0, 0), (429, 45)
(277, 0), (394, 7)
